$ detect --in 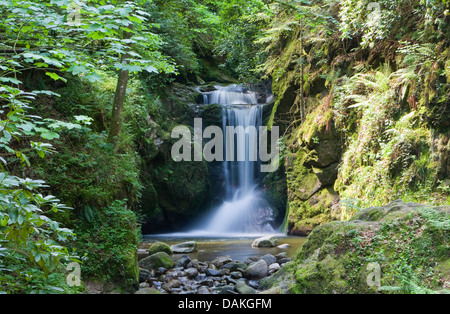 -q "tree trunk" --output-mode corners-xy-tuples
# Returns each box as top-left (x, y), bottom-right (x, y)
(108, 27), (132, 144)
